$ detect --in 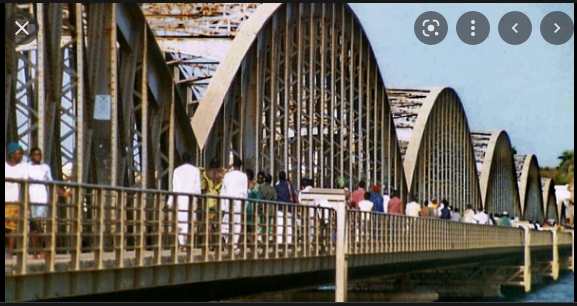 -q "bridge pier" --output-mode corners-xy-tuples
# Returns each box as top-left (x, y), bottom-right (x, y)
(522, 227), (532, 293)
